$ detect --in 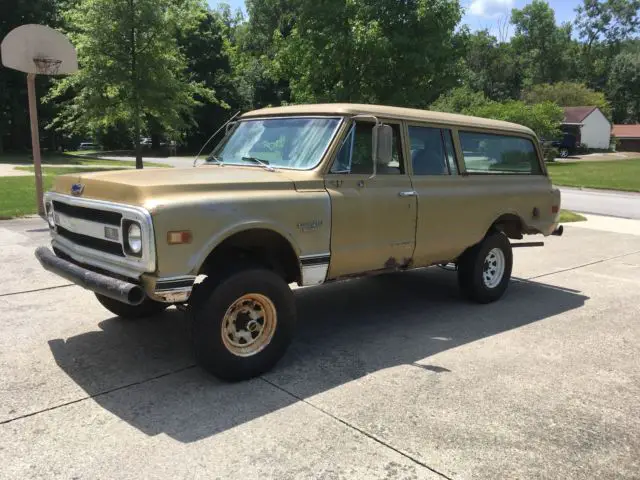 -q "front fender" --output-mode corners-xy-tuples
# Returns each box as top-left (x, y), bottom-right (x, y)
(150, 189), (331, 278)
